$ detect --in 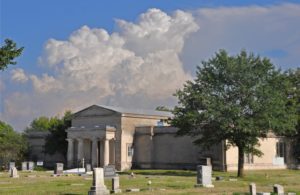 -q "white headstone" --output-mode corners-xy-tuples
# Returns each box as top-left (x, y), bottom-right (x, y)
(249, 183), (256, 195)
(273, 184), (284, 195)
(10, 167), (19, 178)
(9, 162), (15, 171)
(22, 162), (28, 171)
(88, 168), (109, 195)
(112, 176), (122, 193)
(28, 161), (34, 171)
(194, 165), (214, 188)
